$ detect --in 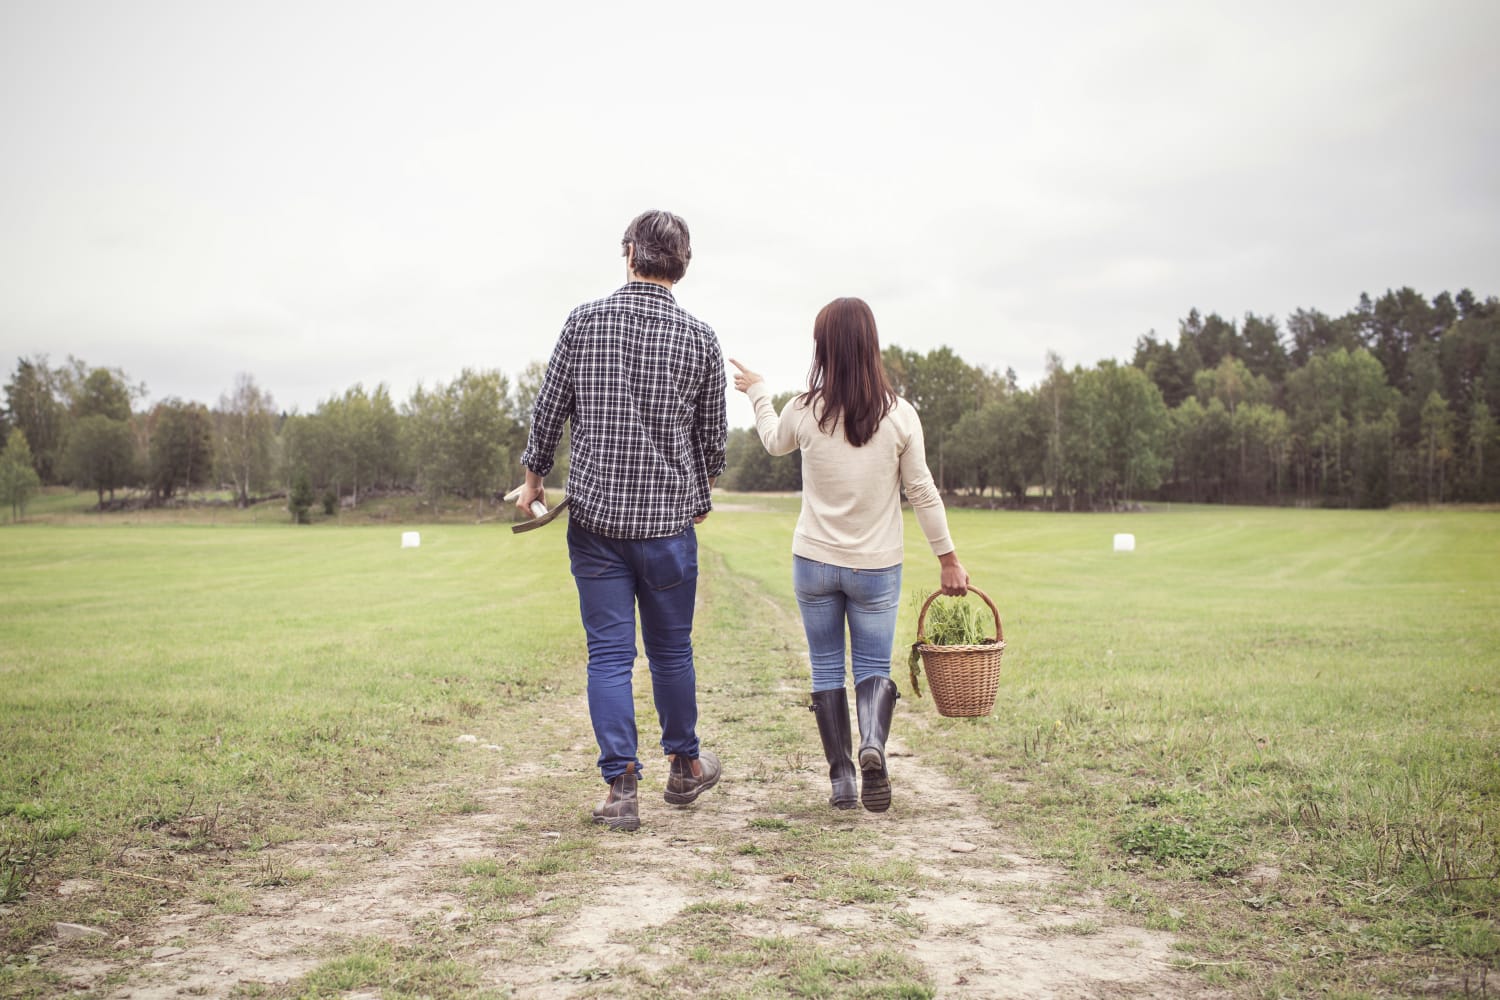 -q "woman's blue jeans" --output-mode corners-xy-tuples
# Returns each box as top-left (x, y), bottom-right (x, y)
(793, 555), (903, 693)
(568, 521), (701, 783)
